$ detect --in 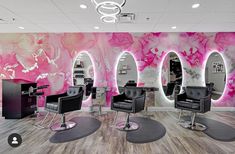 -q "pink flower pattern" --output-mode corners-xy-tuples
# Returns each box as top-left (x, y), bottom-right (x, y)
(0, 32), (235, 107)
